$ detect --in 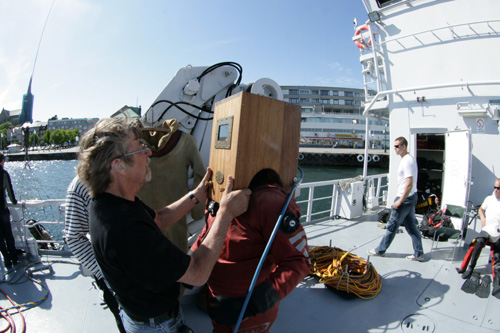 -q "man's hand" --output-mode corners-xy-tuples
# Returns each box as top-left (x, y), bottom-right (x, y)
(392, 200), (401, 210)
(192, 168), (213, 204)
(218, 176), (251, 219)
